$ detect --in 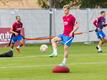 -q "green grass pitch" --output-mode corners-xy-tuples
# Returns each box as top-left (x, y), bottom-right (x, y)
(0, 43), (107, 80)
